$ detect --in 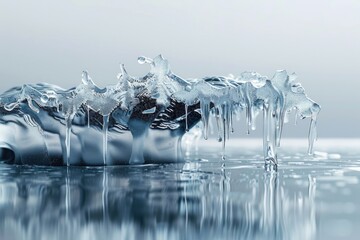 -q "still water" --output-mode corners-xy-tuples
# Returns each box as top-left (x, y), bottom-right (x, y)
(0, 139), (359, 240)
